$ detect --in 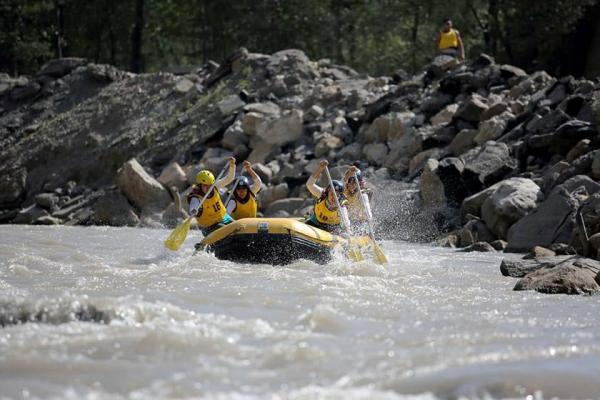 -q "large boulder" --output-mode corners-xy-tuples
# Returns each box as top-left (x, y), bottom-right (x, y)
(461, 142), (517, 194)
(255, 109), (303, 146)
(117, 159), (172, 212)
(513, 256), (600, 295)
(419, 159), (446, 208)
(158, 162), (188, 191)
(93, 190), (140, 226)
(506, 187), (579, 252)
(481, 178), (543, 239)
